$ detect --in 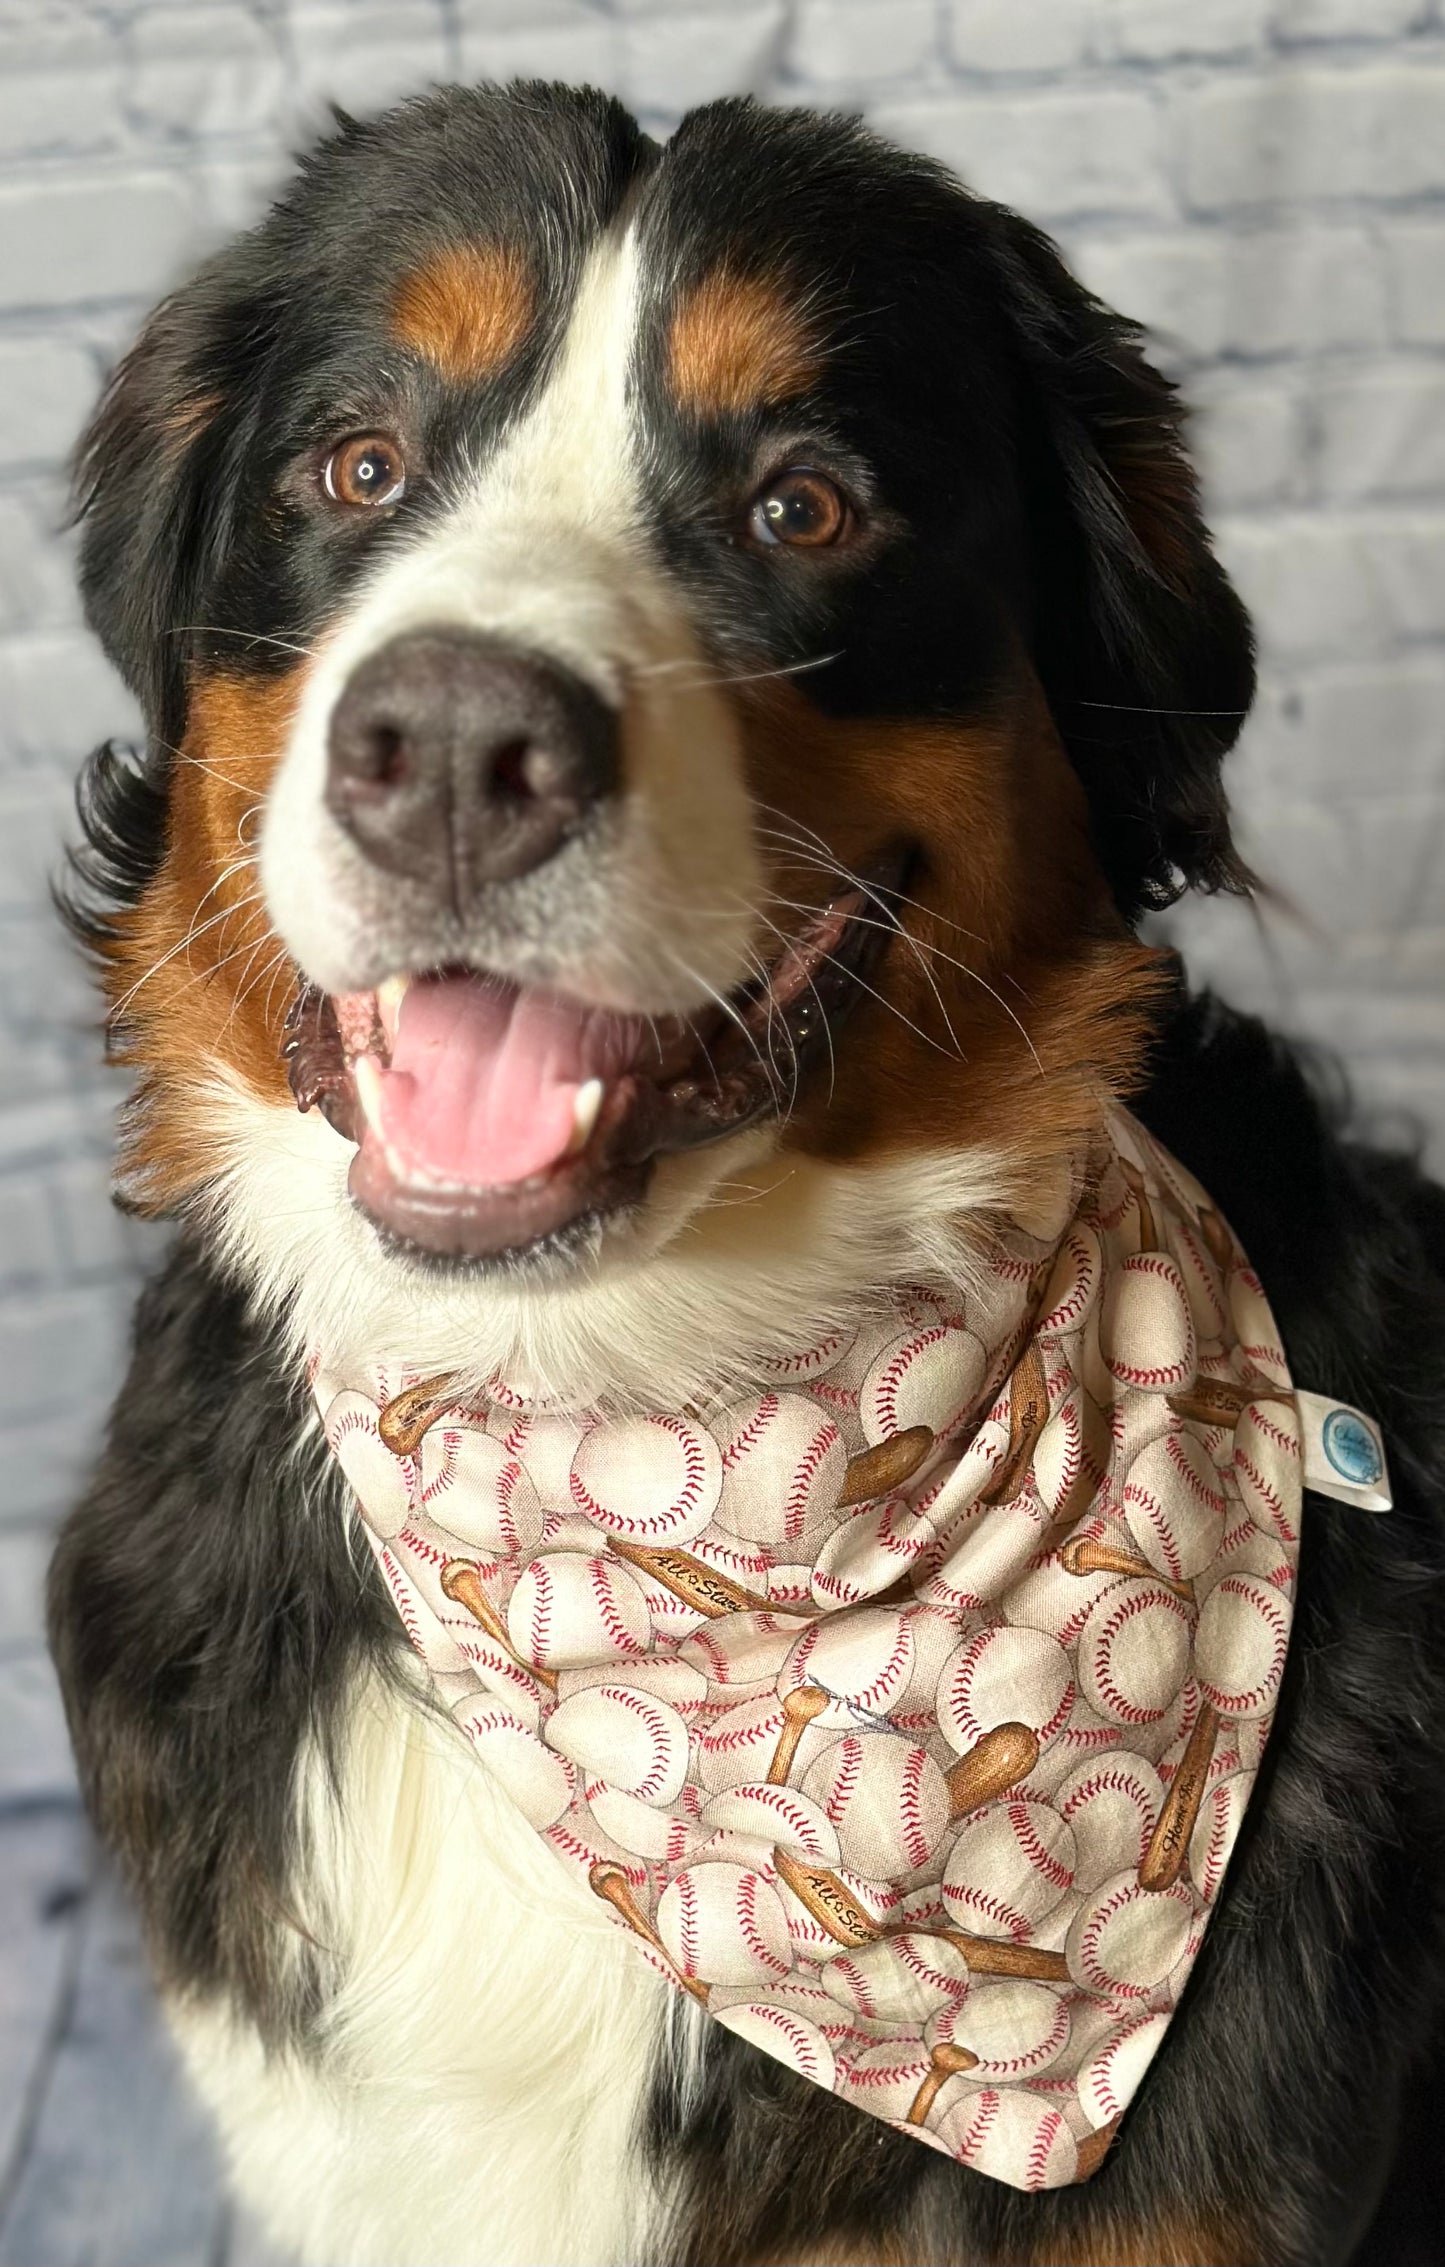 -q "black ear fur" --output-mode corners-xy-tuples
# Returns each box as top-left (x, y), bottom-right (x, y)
(985, 206), (1256, 922)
